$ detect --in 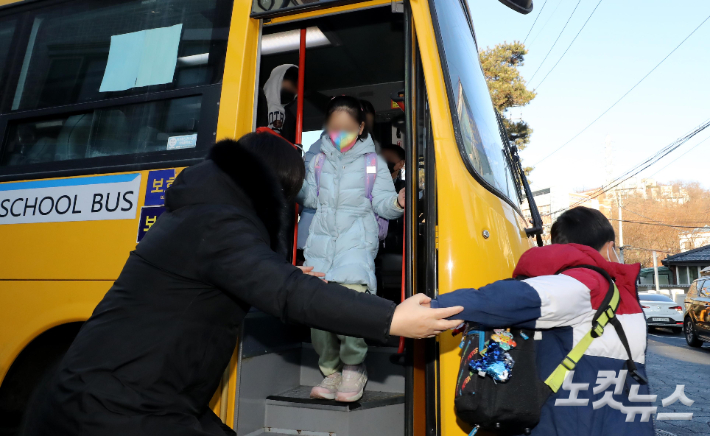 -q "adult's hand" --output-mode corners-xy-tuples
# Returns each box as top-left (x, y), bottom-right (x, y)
(389, 294), (463, 339)
(297, 266), (327, 282)
(397, 188), (405, 209)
